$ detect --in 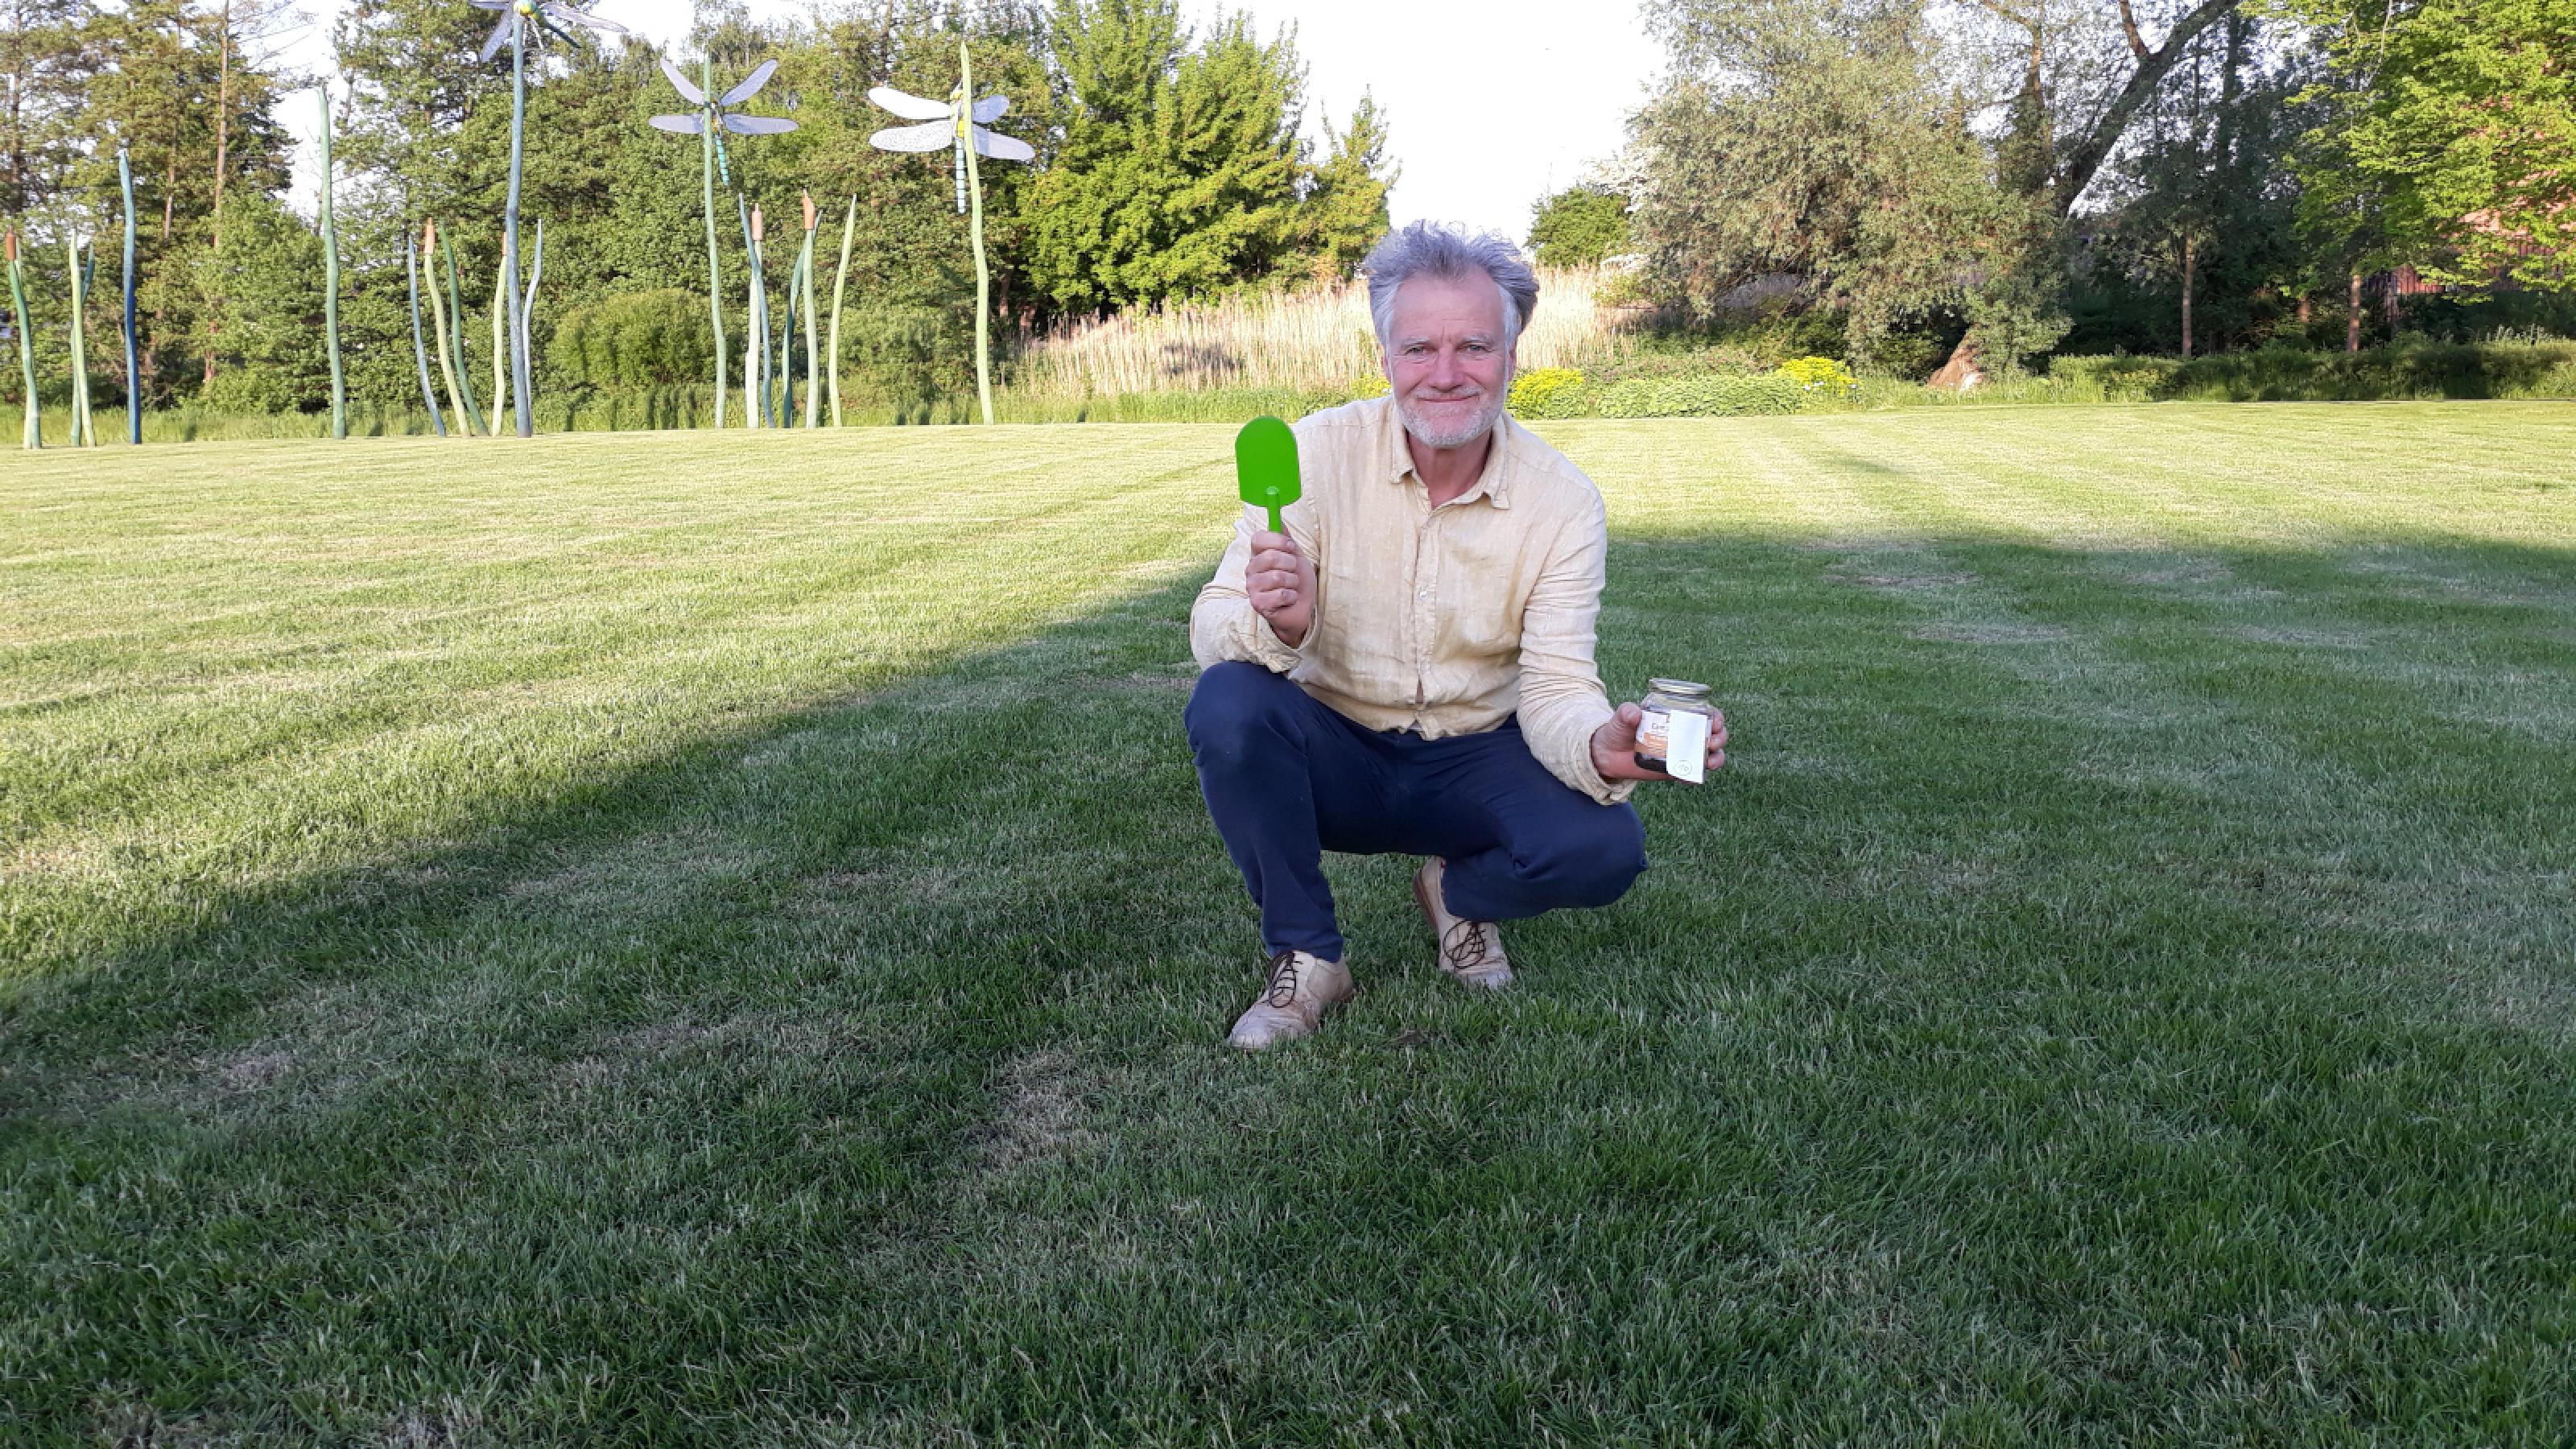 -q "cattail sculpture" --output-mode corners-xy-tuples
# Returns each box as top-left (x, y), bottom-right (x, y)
(741, 198), (770, 427)
(407, 220), (447, 436)
(827, 195), (854, 427)
(6, 230), (36, 449)
(791, 192), (819, 428)
(436, 225), (486, 434)
(468, 0), (625, 437)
